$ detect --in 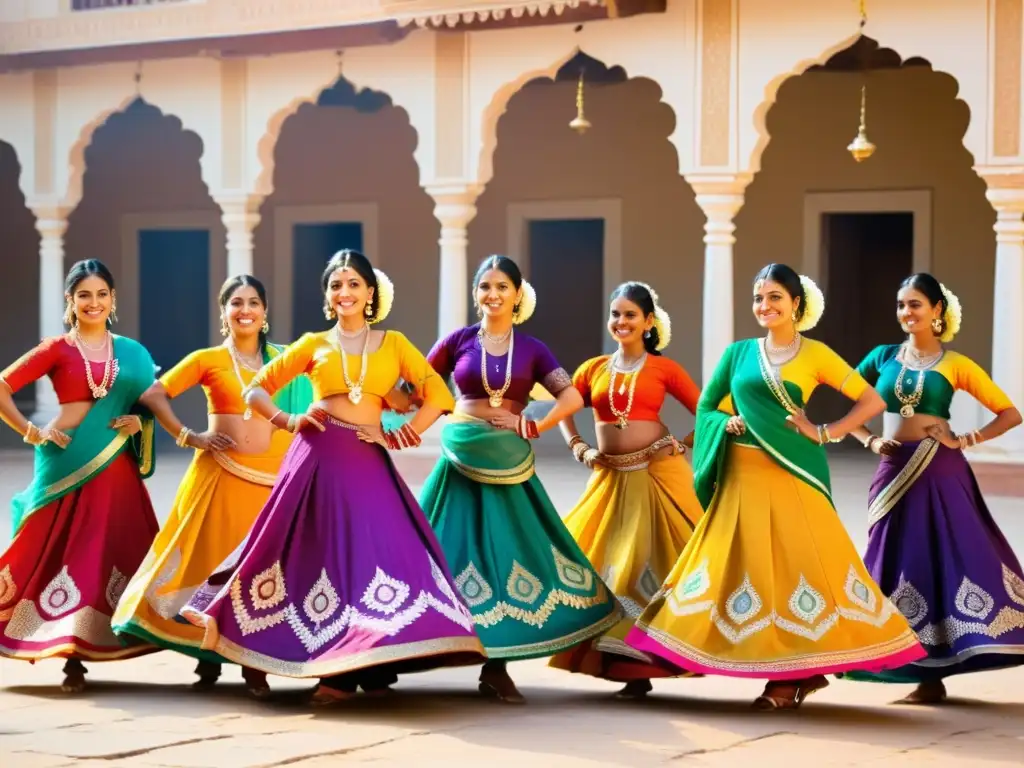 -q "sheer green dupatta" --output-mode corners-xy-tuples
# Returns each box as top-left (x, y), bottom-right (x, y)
(10, 336), (158, 536)
(265, 343), (314, 414)
(691, 339), (833, 511)
(440, 413), (536, 485)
